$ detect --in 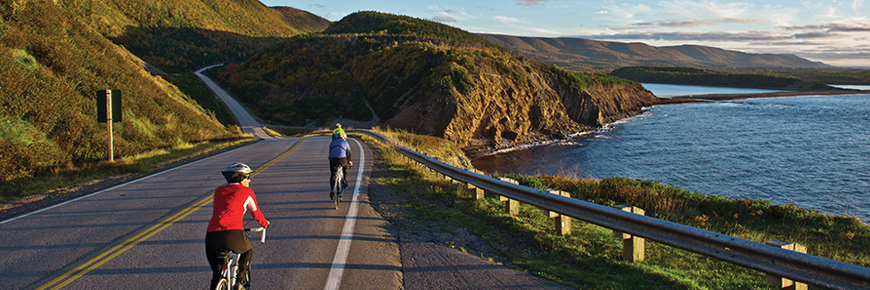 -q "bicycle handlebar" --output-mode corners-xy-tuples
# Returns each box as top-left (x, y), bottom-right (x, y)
(245, 227), (267, 244)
